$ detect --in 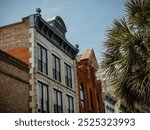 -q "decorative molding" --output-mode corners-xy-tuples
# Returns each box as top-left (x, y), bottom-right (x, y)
(29, 14), (79, 59)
